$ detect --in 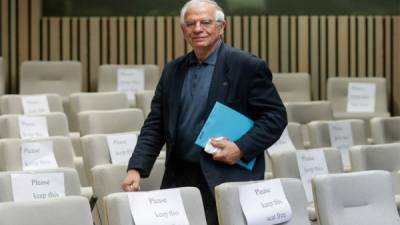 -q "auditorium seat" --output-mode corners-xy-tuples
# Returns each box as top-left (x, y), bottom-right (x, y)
(135, 90), (155, 117)
(350, 143), (400, 207)
(104, 187), (207, 225)
(312, 170), (400, 225)
(327, 77), (390, 137)
(91, 161), (165, 225)
(0, 137), (75, 171)
(273, 72), (311, 102)
(78, 108), (144, 136)
(370, 116), (400, 144)
(307, 119), (368, 148)
(215, 179), (311, 225)
(97, 64), (160, 106)
(0, 94), (64, 115)
(0, 196), (93, 225)
(270, 148), (344, 222)
(285, 101), (334, 147)
(68, 92), (129, 132)
(0, 168), (82, 202)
